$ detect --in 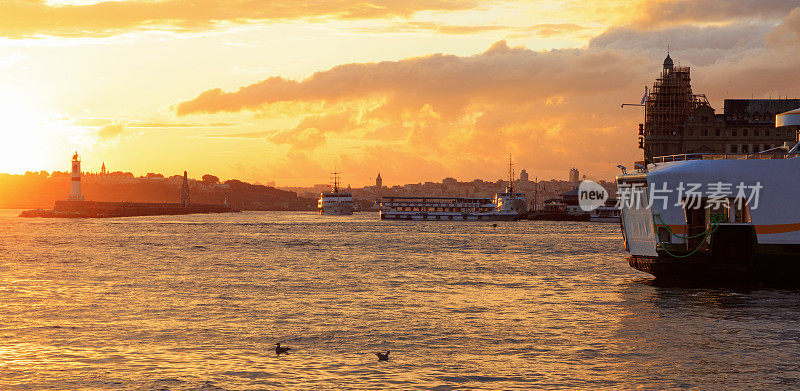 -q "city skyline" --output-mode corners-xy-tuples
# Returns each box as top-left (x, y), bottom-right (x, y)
(1, 1), (799, 185)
